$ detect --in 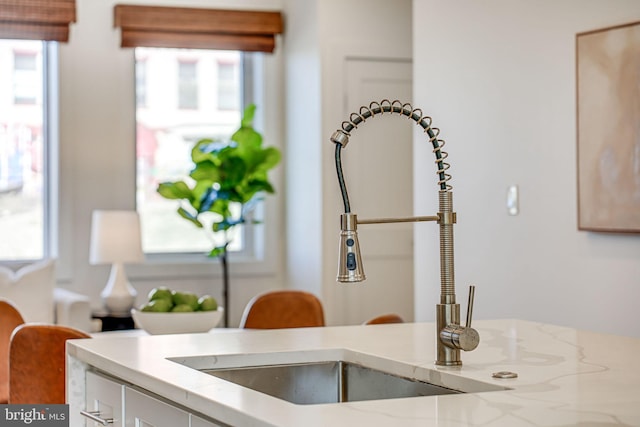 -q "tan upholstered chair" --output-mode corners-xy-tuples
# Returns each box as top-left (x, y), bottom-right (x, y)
(0, 299), (25, 403)
(364, 313), (404, 325)
(9, 324), (90, 404)
(239, 290), (325, 329)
